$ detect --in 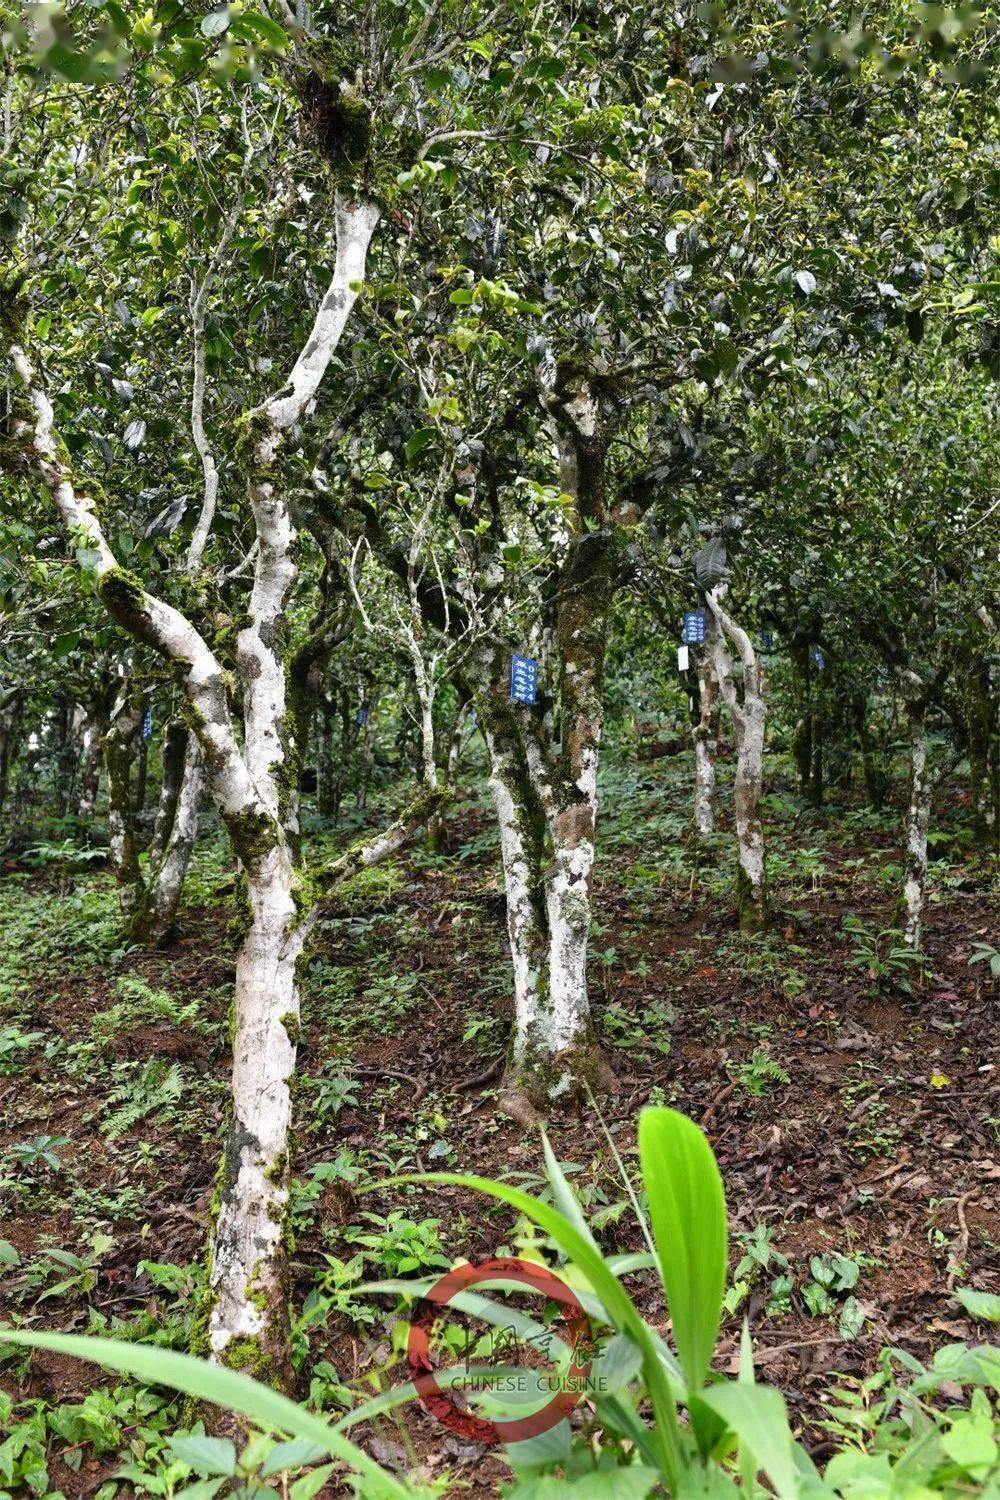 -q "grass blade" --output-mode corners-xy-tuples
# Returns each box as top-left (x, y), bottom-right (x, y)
(0, 1329), (411, 1499)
